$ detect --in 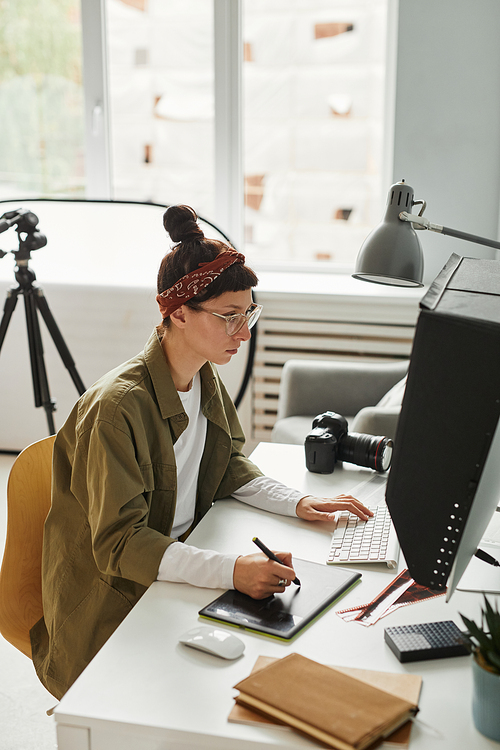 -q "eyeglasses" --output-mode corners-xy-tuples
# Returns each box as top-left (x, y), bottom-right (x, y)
(201, 303), (263, 336)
